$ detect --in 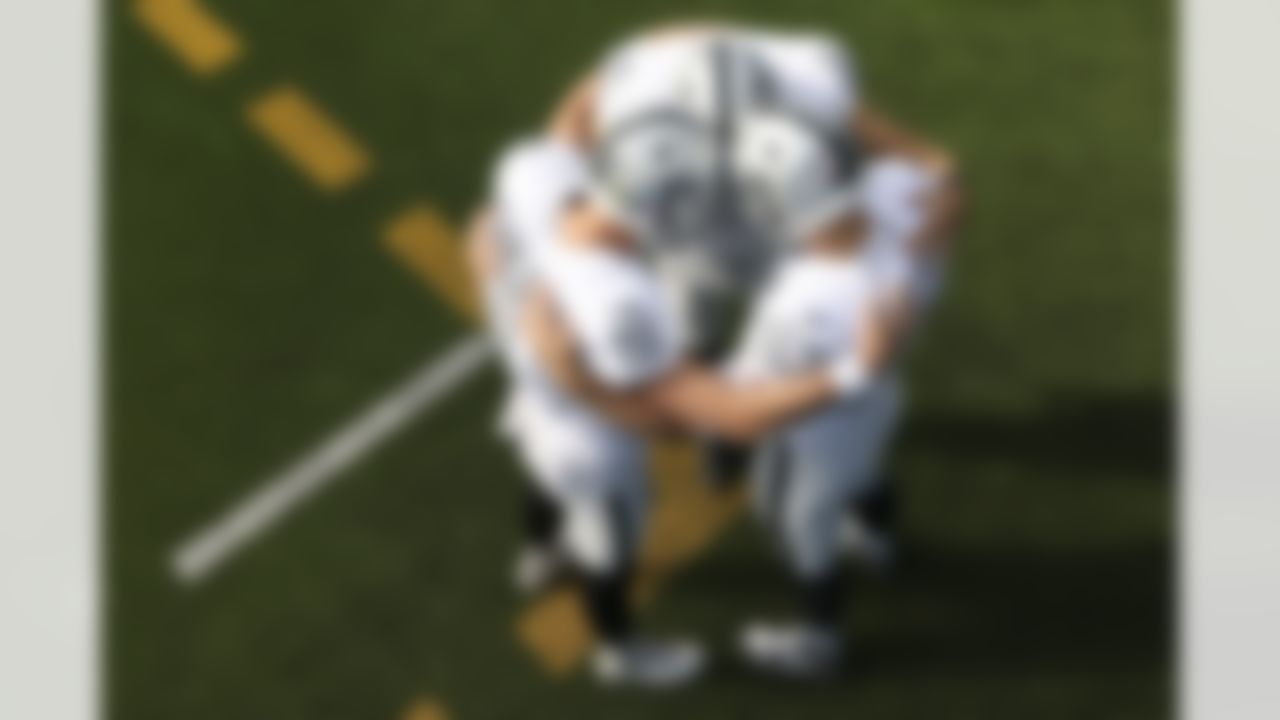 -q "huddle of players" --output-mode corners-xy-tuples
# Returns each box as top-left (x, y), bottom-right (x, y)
(466, 22), (962, 688)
